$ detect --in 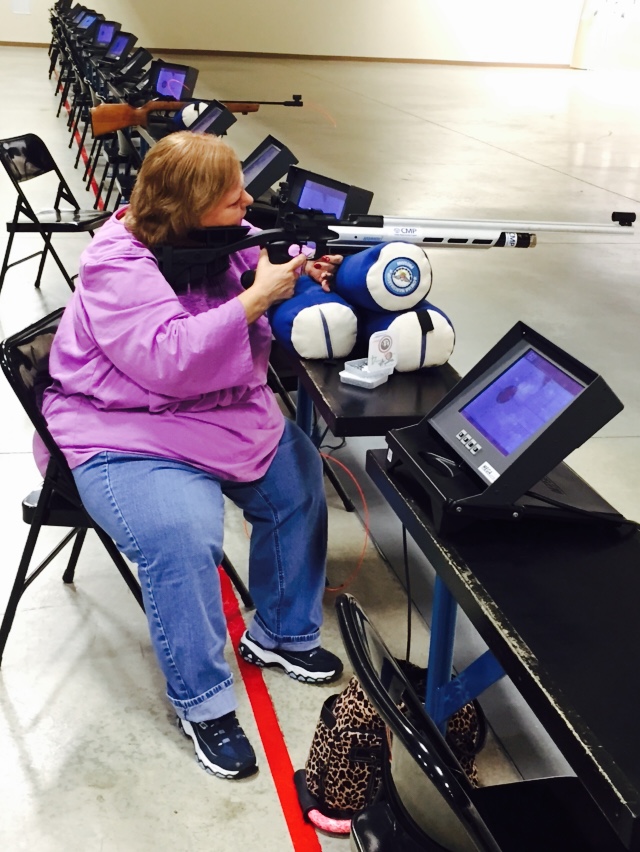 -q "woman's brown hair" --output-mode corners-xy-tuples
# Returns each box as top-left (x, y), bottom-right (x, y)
(124, 132), (241, 246)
